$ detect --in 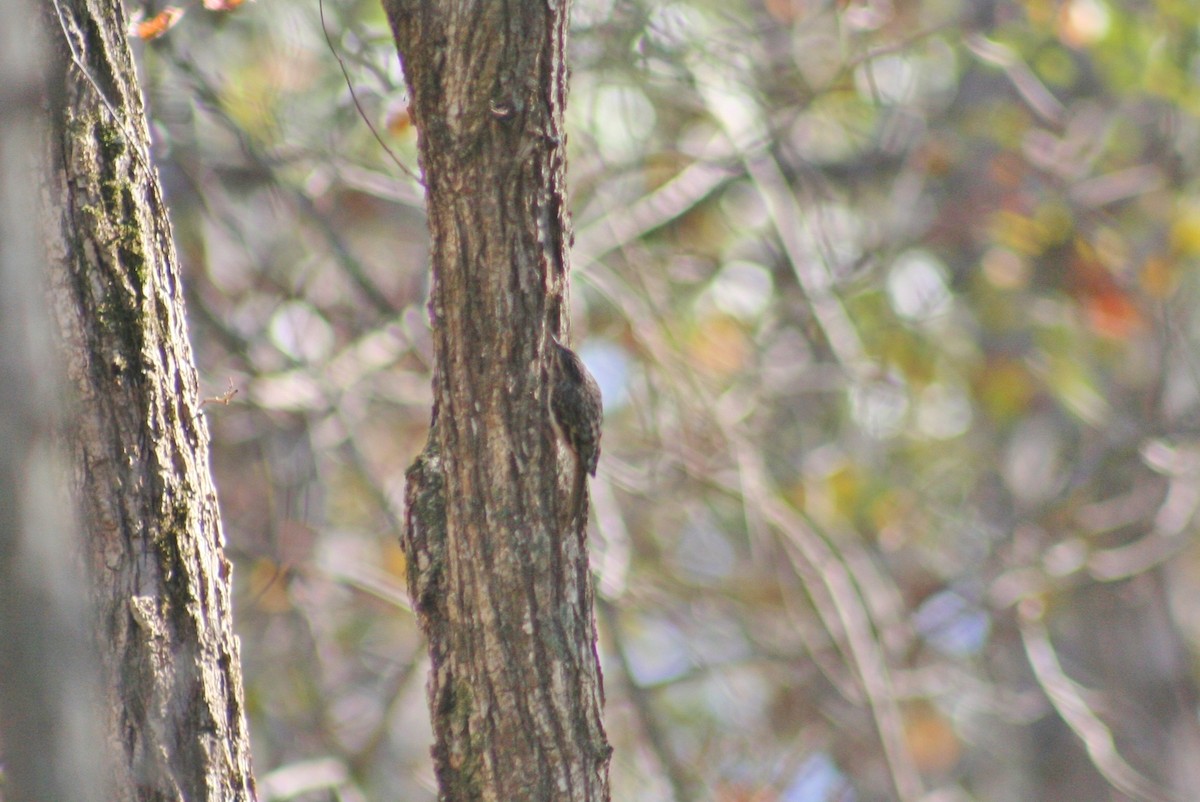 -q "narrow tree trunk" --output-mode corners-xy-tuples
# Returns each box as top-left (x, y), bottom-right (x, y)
(40, 1), (257, 799)
(382, 3), (612, 800)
